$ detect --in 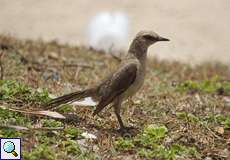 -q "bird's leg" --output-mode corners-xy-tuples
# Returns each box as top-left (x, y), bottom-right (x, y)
(113, 99), (133, 133)
(113, 100), (125, 129)
(115, 108), (125, 129)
